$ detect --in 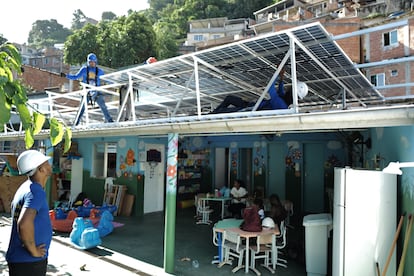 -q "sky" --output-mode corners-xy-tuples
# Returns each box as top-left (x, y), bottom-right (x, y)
(0, 0), (150, 44)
